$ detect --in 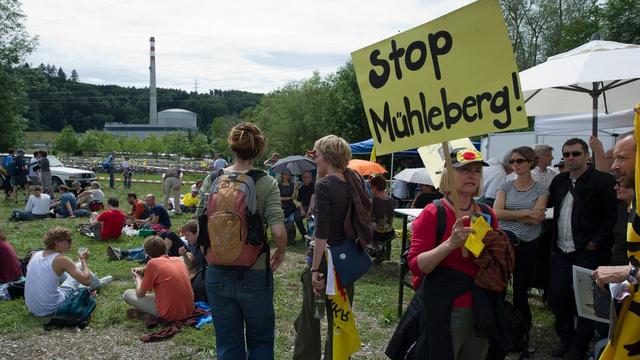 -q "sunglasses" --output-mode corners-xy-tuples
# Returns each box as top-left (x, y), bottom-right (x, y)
(509, 158), (529, 165)
(562, 151), (583, 158)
